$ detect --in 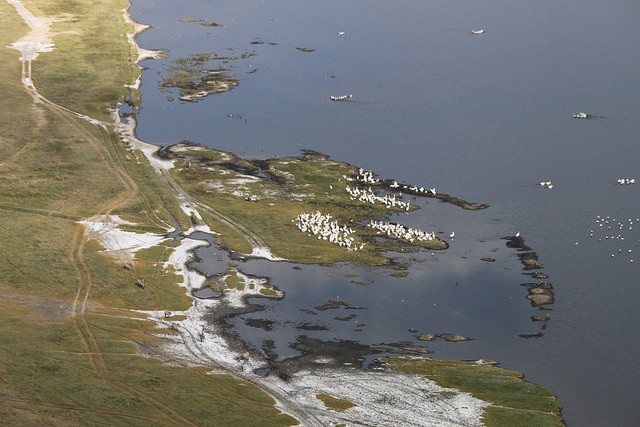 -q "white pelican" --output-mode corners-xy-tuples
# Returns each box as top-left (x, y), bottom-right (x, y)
(449, 231), (455, 239)
(471, 29), (484, 35)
